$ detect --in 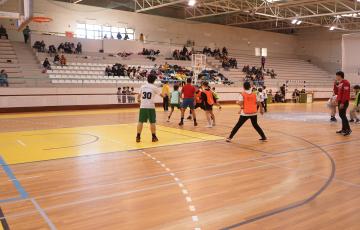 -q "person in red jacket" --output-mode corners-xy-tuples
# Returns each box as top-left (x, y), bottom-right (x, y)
(335, 71), (351, 136)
